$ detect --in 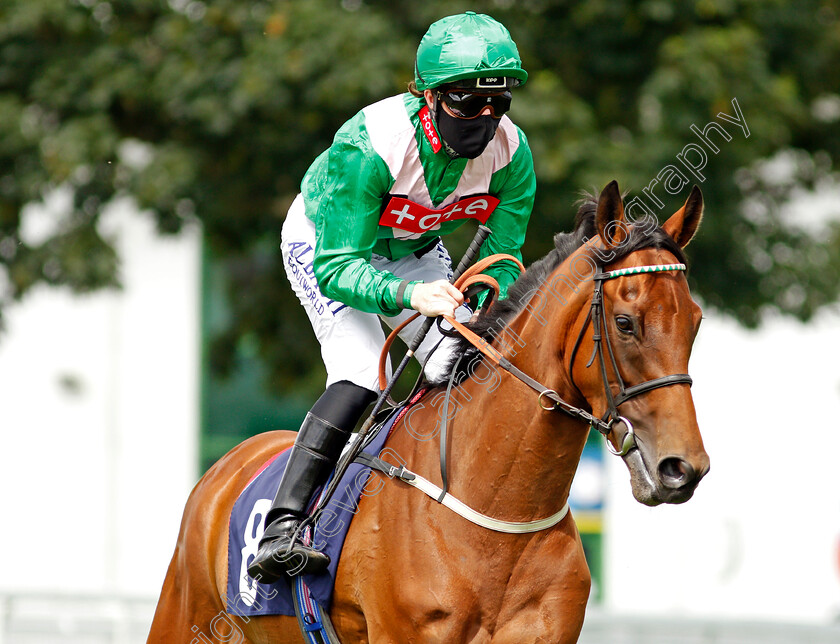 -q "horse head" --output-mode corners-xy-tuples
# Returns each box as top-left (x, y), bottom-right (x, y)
(567, 180), (709, 505)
